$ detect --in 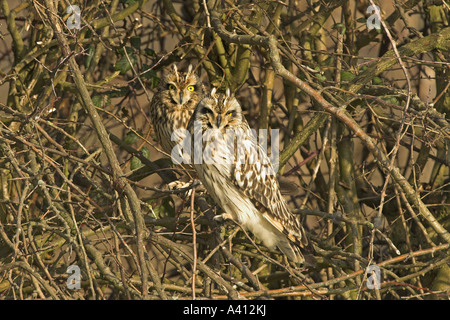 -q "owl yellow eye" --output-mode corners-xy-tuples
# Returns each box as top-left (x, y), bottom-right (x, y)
(168, 84), (176, 90)
(187, 85), (195, 91)
(227, 111), (236, 117)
